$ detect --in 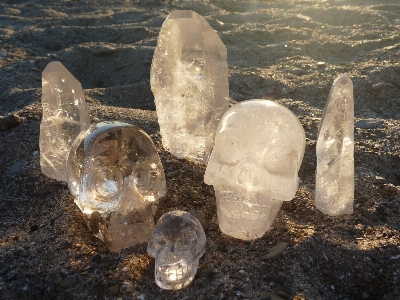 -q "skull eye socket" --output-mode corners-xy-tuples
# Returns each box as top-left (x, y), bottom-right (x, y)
(216, 135), (243, 165)
(134, 162), (161, 199)
(176, 232), (197, 251)
(150, 236), (166, 250)
(81, 165), (124, 203)
(176, 239), (190, 251)
(263, 145), (297, 175)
